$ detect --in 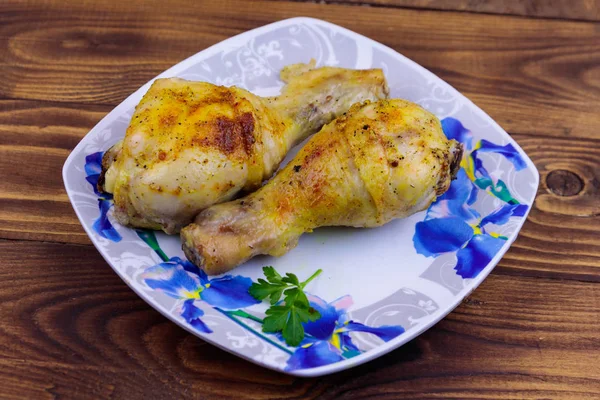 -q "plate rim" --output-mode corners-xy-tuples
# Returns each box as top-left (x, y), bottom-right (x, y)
(62, 16), (540, 377)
